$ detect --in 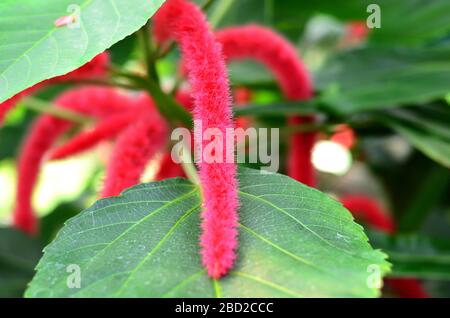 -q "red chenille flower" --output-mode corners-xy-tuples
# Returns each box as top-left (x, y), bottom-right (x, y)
(13, 86), (132, 234)
(154, 0), (238, 278)
(101, 94), (168, 197)
(215, 25), (315, 186)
